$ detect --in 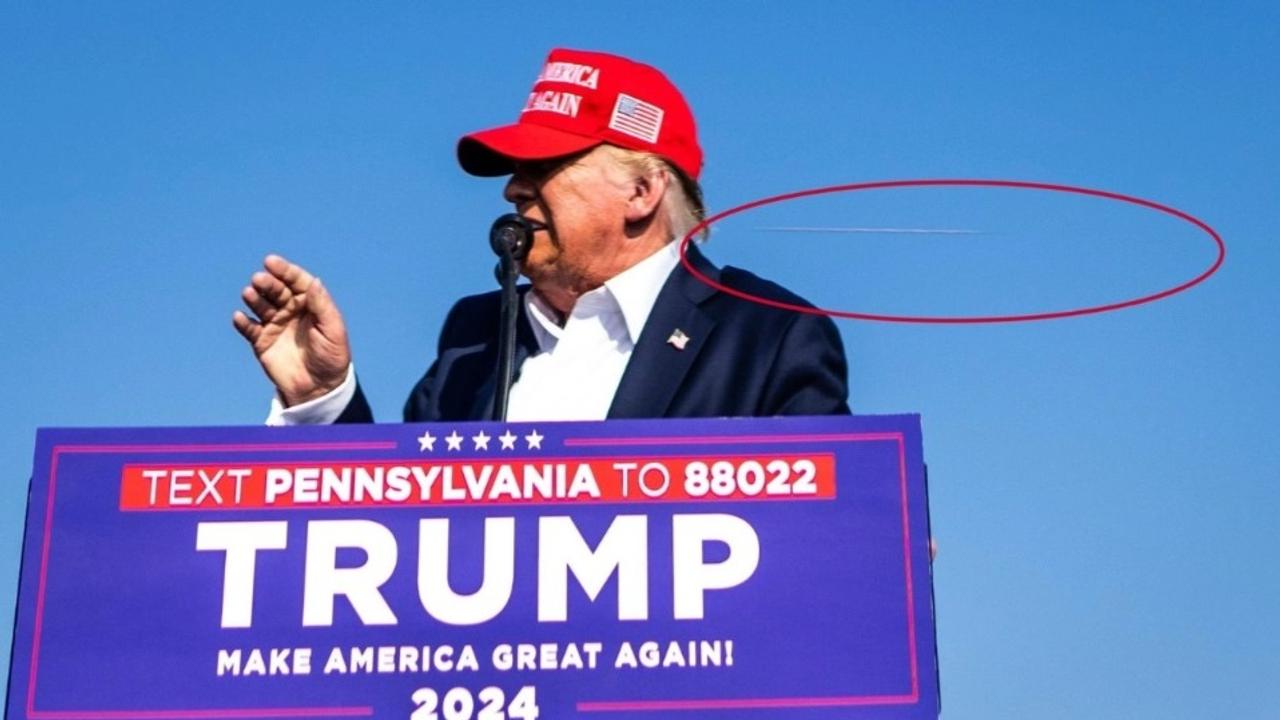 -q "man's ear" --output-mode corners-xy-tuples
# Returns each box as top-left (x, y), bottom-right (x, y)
(623, 169), (670, 224)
